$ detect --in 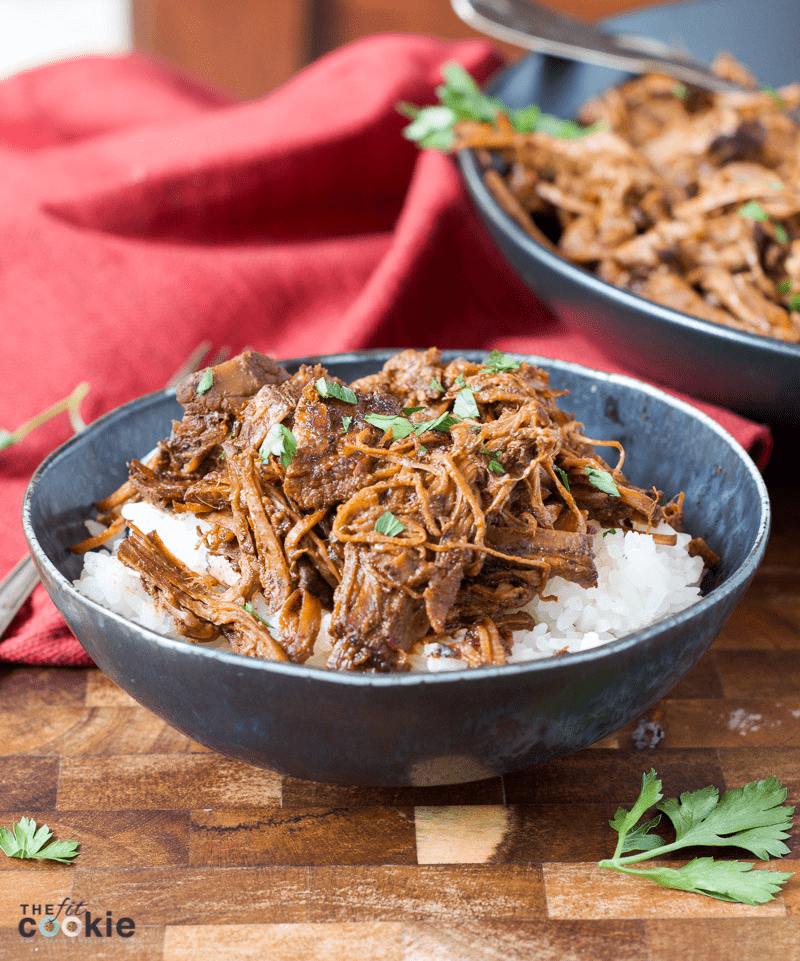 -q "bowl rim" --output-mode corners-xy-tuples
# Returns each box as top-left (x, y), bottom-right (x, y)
(456, 60), (800, 363)
(23, 348), (771, 689)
